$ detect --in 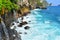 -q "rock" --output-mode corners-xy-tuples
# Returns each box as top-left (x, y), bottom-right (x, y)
(22, 13), (28, 16)
(16, 21), (19, 23)
(22, 21), (28, 25)
(24, 26), (30, 30)
(18, 21), (28, 27)
(18, 23), (22, 27)
(29, 21), (31, 22)
(12, 23), (15, 25)
(21, 17), (23, 20)
(24, 32), (27, 34)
